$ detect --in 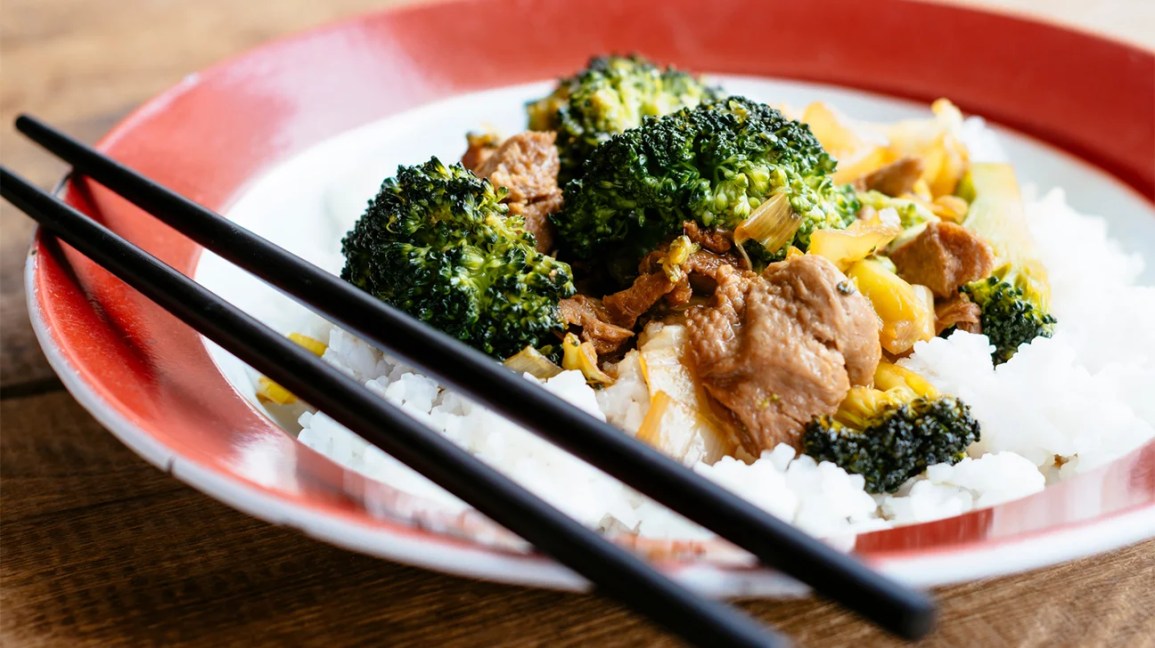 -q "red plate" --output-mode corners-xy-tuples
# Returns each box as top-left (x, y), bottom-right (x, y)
(26, 0), (1155, 594)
